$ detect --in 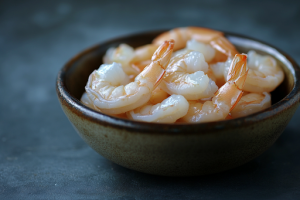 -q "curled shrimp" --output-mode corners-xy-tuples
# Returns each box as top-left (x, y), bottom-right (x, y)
(223, 50), (284, 93)
(81, 92), (96, 110)
(180, 54), (248, 123)
(243, 51), (284, 92)
(230, 92), (271, 118)
(153, 27), (238, 61)
(103, 43), (140, 76)
(81, 92), (129, 119)
(131, 44), (159, 66)
(129, 44), (161, 73)
(85, 40), (174, 115)
(127, 94), (189, 123)
(160, 50), (218, 100)
(210, 57), (232, 87)
(173, 39), (217, 63)
(103, 43), (162, 76)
